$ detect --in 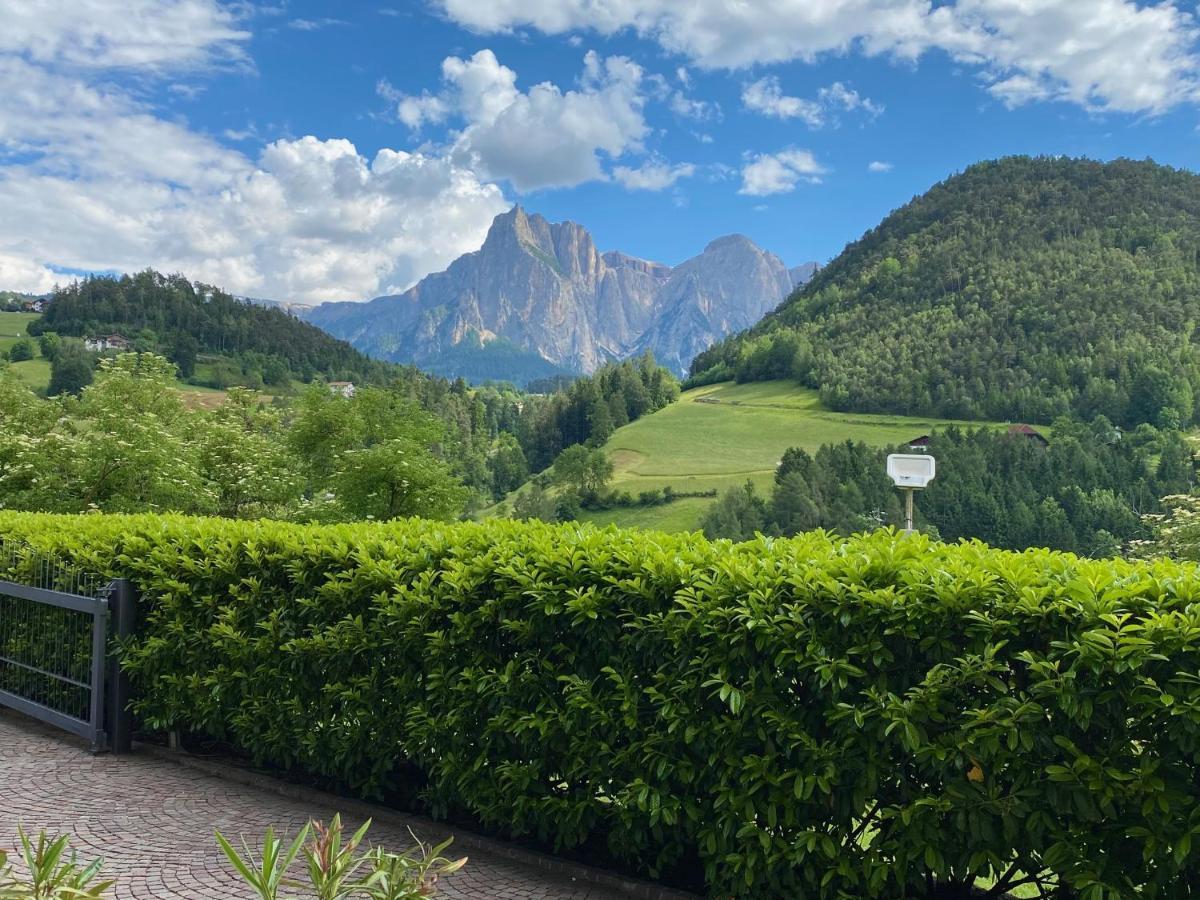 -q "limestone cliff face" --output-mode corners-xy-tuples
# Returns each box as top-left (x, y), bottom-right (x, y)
(633, 235), (795, 377)
(789, 262), (819, 288)
(303, 207), (812, 381)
